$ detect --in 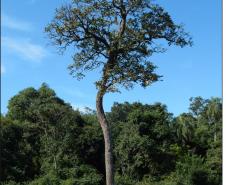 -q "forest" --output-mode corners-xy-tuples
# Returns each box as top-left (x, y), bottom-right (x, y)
(0, 83), (222, 185)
